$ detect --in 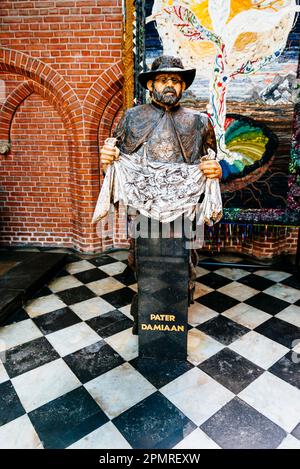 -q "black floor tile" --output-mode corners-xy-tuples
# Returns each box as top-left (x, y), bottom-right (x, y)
(86, 310), (133, 338)
(113, 392), (196, 449)
(89, 256), (117, 267)
(55, 269), (70, 278)
(64, 253), (82, 263)
(292, 422), (300, 440)
(196, 291), (239, 313)
(33, 307), (81, 335)
(254, 317), (300, 348)
(198, 261), (220, 272)
(3, 336), (60, 378)
(197, 315), (249, 345)
(198, 272), (232, 290)
(0, 381), (25, 426)
(73, 268), (109, 284)
(237, 274), (276, 291)
(201, 397), (286, 449)
(268, 351), (300, 390)
(113, 266), (136, 286)
(2, 308), (29, 326)
(28, 386), (109, 448)
(245, 292), (290, 315)
(31, 286), (53, 299)
(130, 357), (194, 389)
(281, 275), (300, 290)
(198, 348), (264, 394)
(64, 340), (124, 383)
(101, 288), (135, 309)
(56, 286), (96, 306)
